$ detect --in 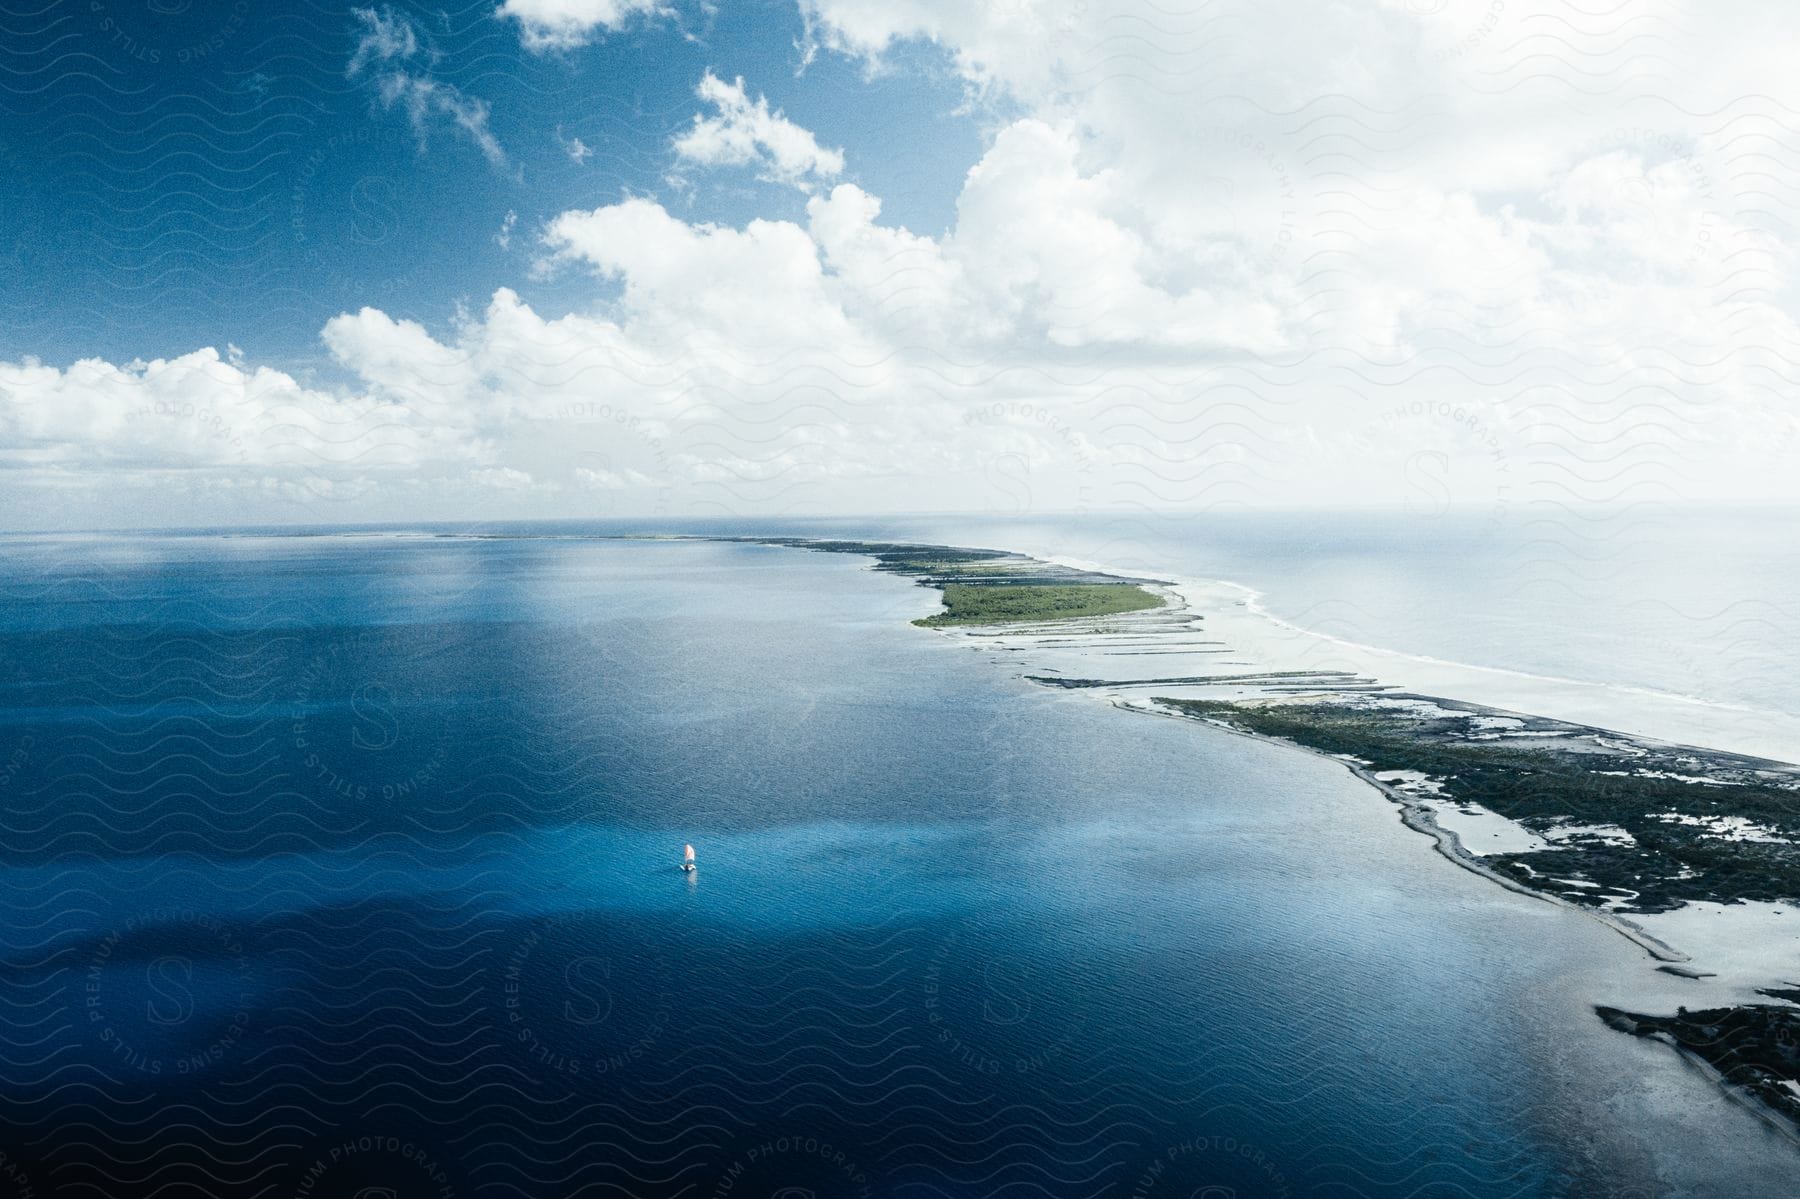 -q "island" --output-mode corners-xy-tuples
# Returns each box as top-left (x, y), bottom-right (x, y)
(731, 538), (1166, 626)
